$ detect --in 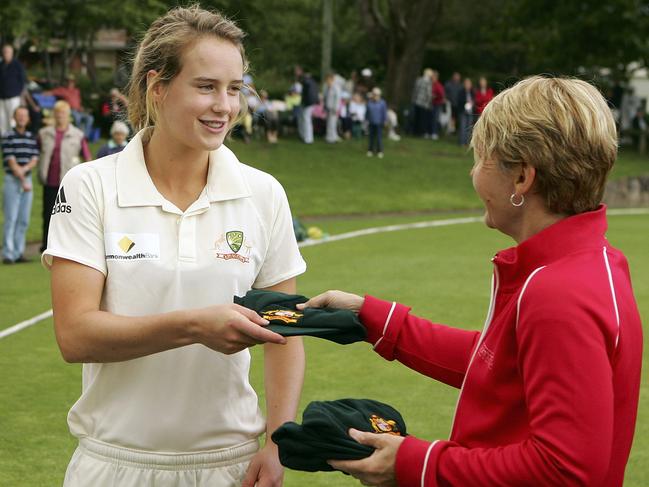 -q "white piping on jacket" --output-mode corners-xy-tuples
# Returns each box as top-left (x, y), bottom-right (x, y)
(421, 441), (438, 487)
(602, 247), (621, 348)
(373, 301), (397, 349)
(515, 266), (547, 329)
